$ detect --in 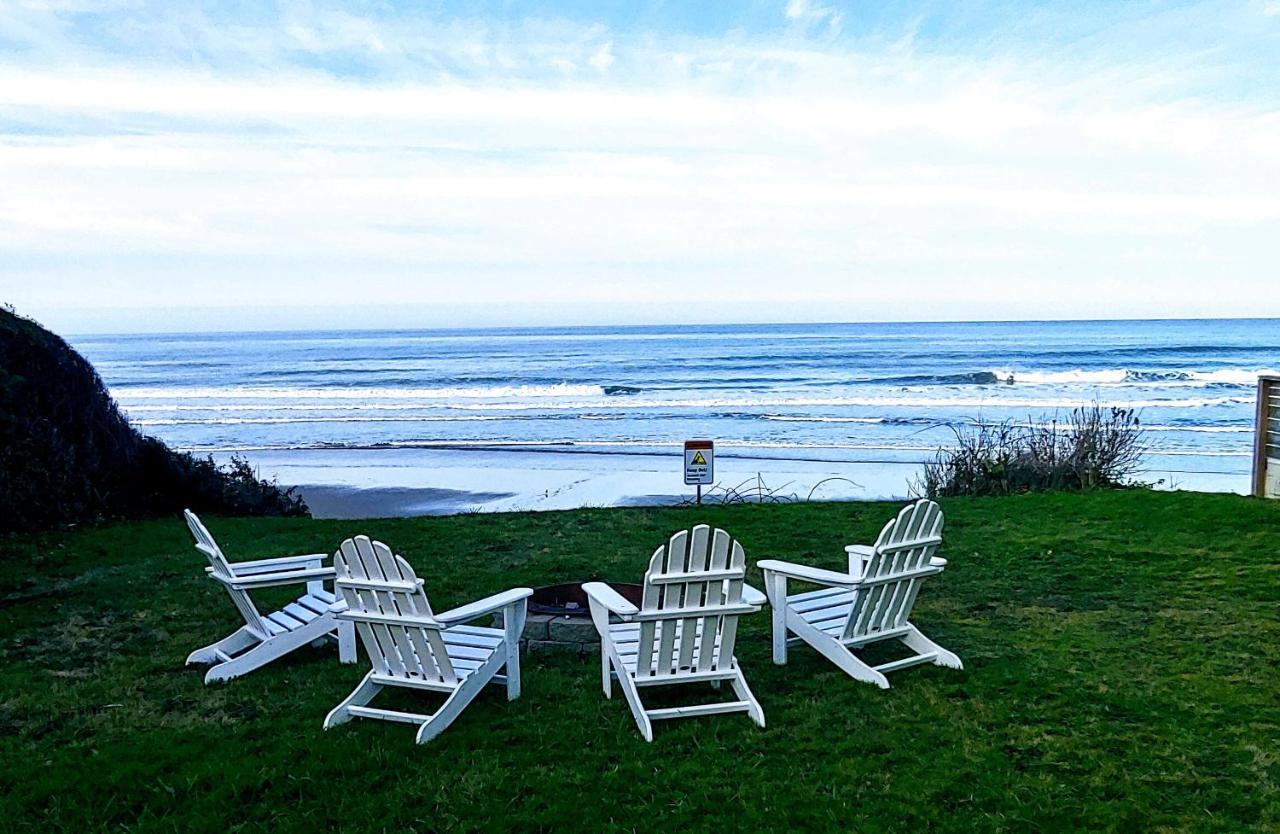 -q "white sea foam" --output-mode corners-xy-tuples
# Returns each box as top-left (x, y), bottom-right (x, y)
(124, 403), (427, 412)
(1140, 425), (1252, 433)
(178, 437), (1252, 457)
(990, 369), (1130, 384)
(1186, 368), (1280, 385)
(132, 413), (1254, 436)
(988, 367), (1279, 386)
(761, 415), (886, 424)
(131, 415), (516, 426)
(116, 383), (605, 400)
(431, 394), (1252, 411)
(118, 391), (1254, 411)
